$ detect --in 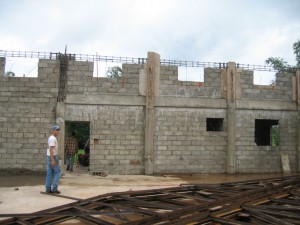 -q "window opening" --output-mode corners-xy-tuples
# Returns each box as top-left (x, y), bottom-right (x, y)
(5, 57), (38, 77)
(206, 118), (224, 131)
(255, 119), (279, 146)
(178, 67), (204, 82)
(254, 71), (276, 85)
